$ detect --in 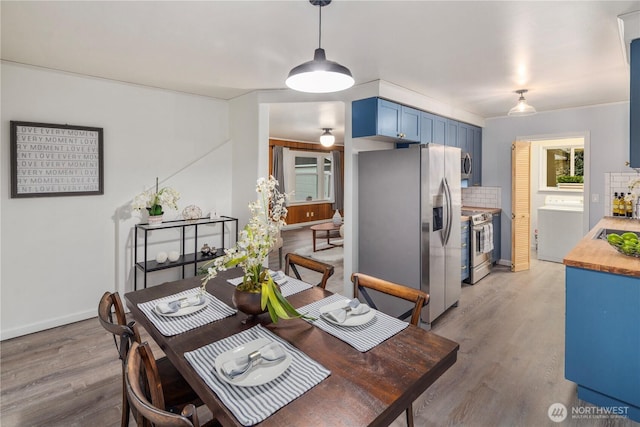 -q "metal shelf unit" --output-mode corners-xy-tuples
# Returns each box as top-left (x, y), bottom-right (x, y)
(133, 216), (238, 290)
